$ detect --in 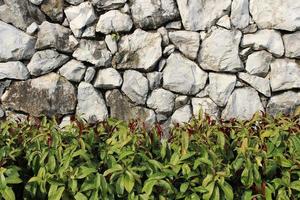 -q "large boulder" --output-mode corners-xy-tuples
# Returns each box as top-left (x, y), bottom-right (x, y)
(230, 0), (250, 29)
(238, 73), (271, 97)
(171, 104), (192, 125)
(1, 73), (76, 116)
(93, 68), (122, 89)
(0, 62), (29, 80)
(41, 0), (64, 22)
(58, 60), (86, 83)
(267, 91), (300, 116)
(245, 51), (273, 77)
(147, 88), (175, 115)
(283, 32), (300, 59)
